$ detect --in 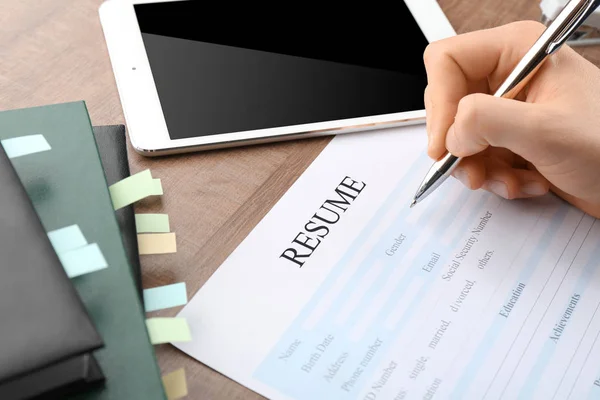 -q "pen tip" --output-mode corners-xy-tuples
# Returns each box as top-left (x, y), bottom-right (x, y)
(410, 200), (416, 208)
